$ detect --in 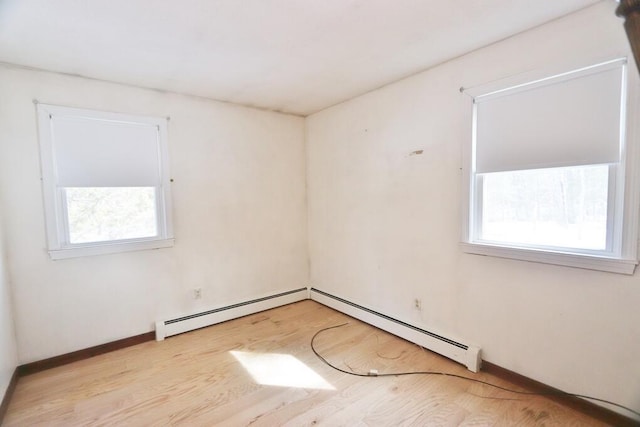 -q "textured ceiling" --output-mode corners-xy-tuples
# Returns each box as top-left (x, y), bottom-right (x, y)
(0, 0), (602, 115)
